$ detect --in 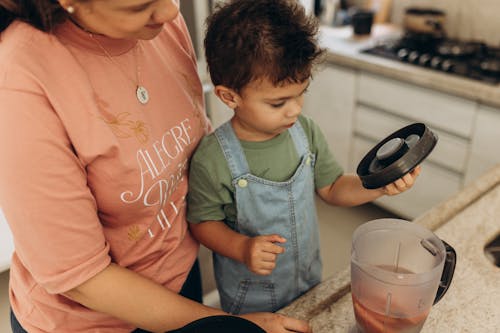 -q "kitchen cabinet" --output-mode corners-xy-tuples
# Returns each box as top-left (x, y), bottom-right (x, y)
(303, 64), (357, 170)
(356, 73), (477, 138)
(465, 104), (500, 184)
(350, 72), (476, 219)
(351, 105), (464, 219)
(304, 61), (499, 219)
